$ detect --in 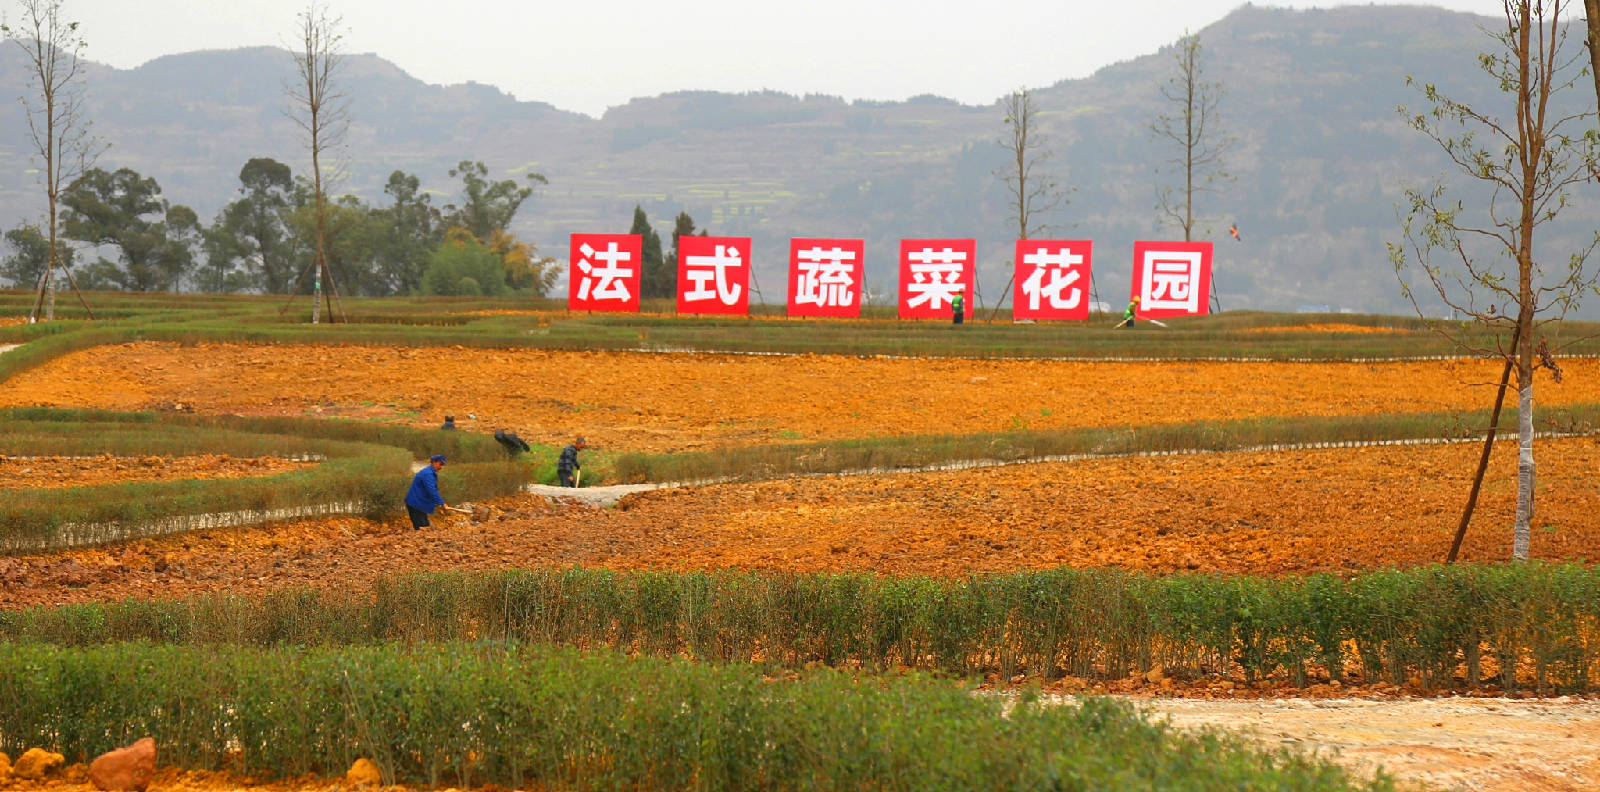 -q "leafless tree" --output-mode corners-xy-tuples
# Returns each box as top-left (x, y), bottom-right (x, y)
(284, 2), (349, 324)
(990, 88), (1067, 320)
(1585, 0), (1599, 117)
(3, 0), (102, 321)
(1391, 0), (1600, 561)
(1150, 32), (1231, 313)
